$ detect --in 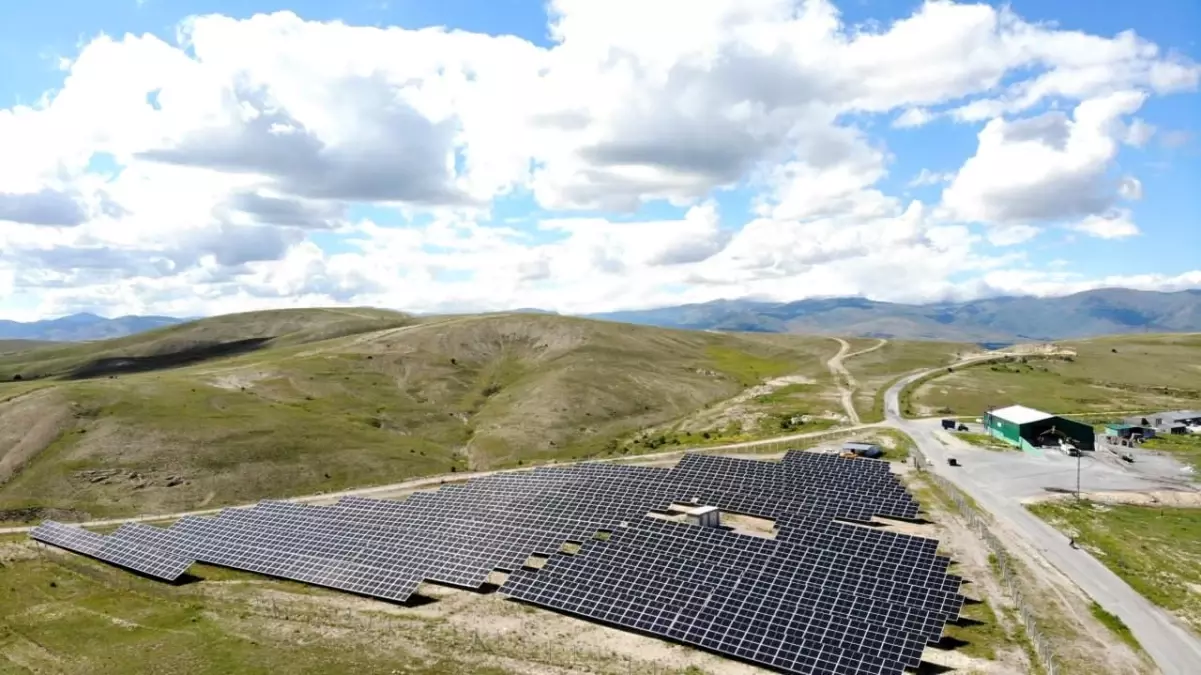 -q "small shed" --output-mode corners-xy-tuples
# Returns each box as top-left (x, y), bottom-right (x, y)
(842, 441), (883, 458)
(1106, 423), (1154, 440)
(1105, 424), (1134, 438)
(682, 505), (721, 528)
